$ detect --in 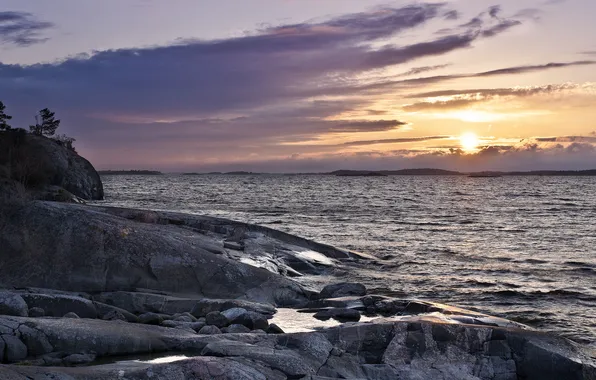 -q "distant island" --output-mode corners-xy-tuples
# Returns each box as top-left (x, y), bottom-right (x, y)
(327, 169), (596, 177)
(98, 170), (163, 175)
(330, 169), (462, 176)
